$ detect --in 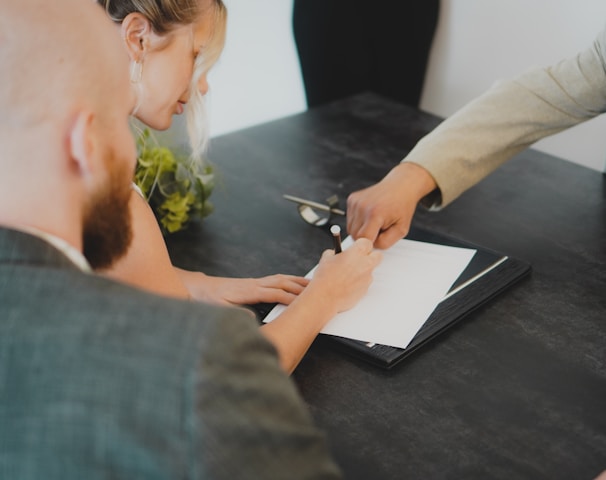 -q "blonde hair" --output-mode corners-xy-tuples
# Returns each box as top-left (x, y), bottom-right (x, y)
(187, 3), (226, 163)
(99, 0), (203, 33)
(97, 0), (227, 163)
